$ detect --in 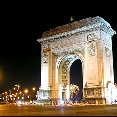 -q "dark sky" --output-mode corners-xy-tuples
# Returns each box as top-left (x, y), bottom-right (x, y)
(0, 1), (117, 93)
